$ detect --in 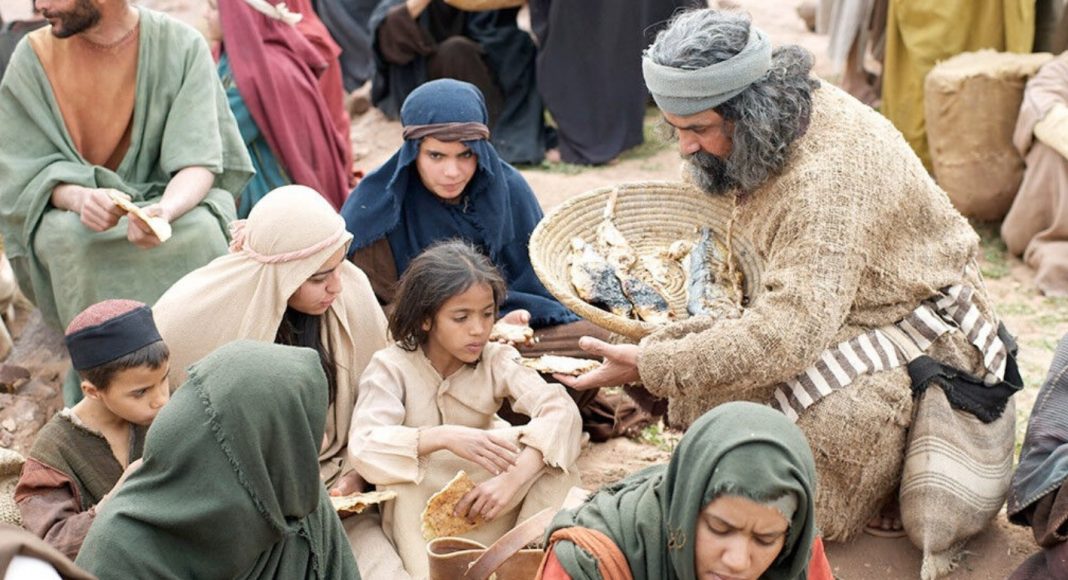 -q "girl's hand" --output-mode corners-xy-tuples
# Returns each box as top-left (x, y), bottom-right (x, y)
(498, 309), (530, 327)
(441, 426), (518, 475)
(454, 473), (523, 523)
